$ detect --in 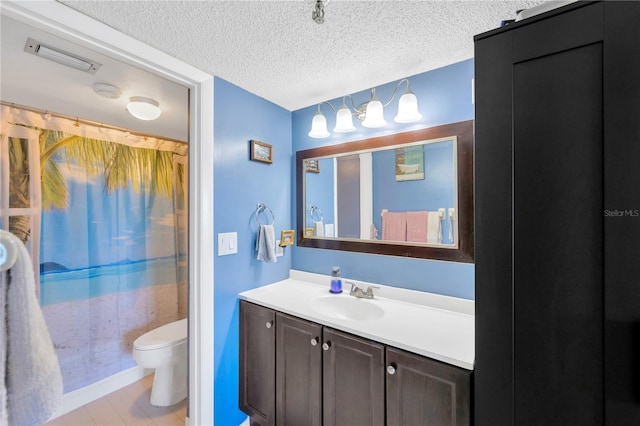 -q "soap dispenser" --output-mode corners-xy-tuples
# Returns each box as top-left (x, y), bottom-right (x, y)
(330, 266), (342, 294)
